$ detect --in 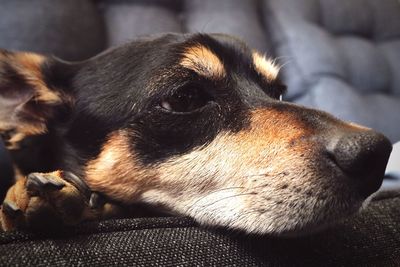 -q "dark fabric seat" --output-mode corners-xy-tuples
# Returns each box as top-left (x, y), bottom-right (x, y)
(1, 192), (400, 266)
